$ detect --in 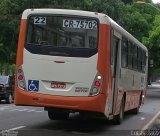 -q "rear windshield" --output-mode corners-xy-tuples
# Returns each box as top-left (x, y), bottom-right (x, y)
(26, 15), (98, 57)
